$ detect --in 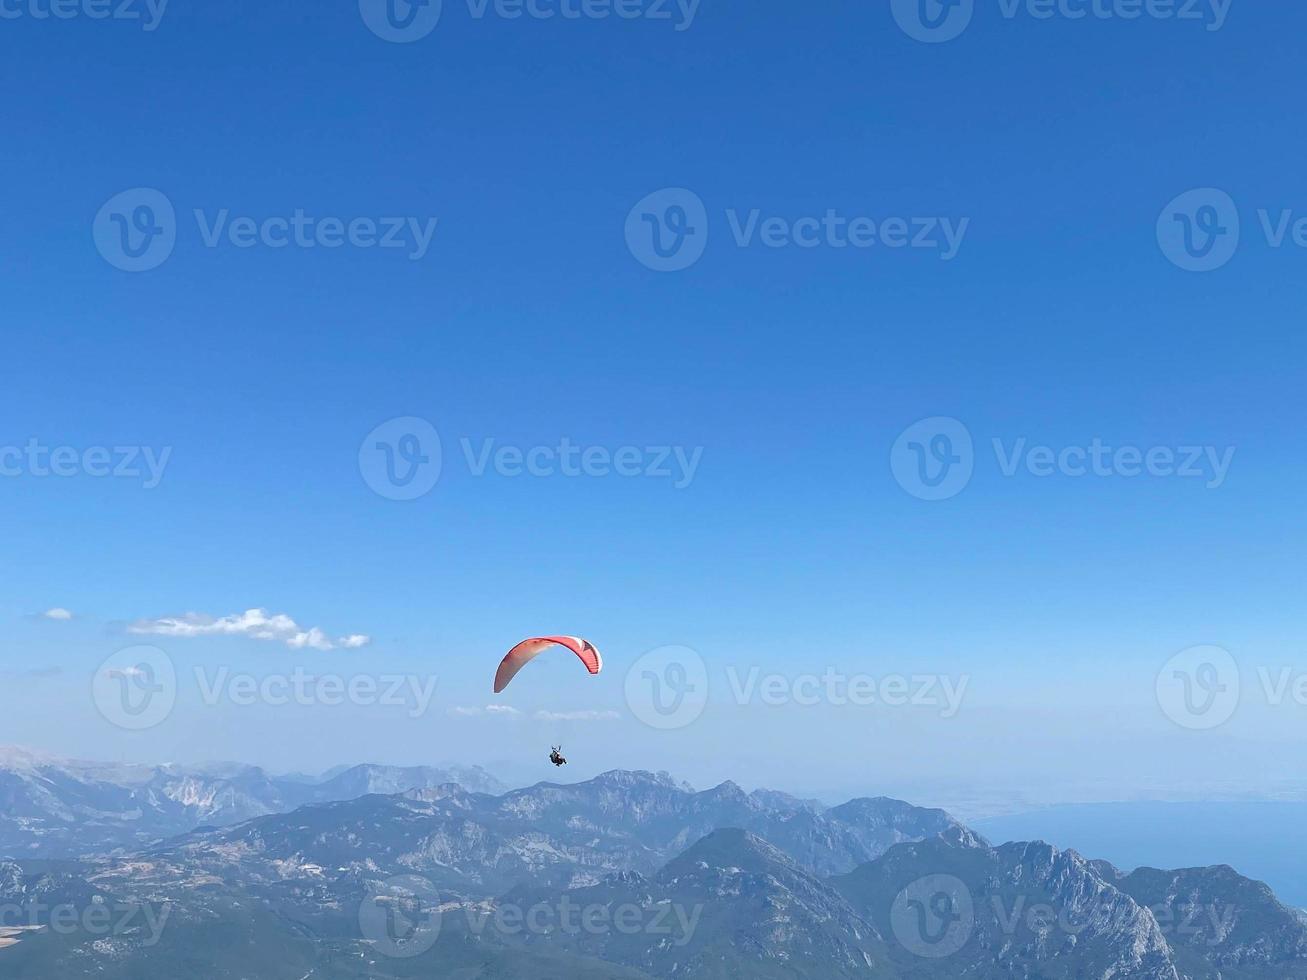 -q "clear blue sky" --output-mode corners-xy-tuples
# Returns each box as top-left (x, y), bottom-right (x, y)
(2, 1), (1304, 804)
